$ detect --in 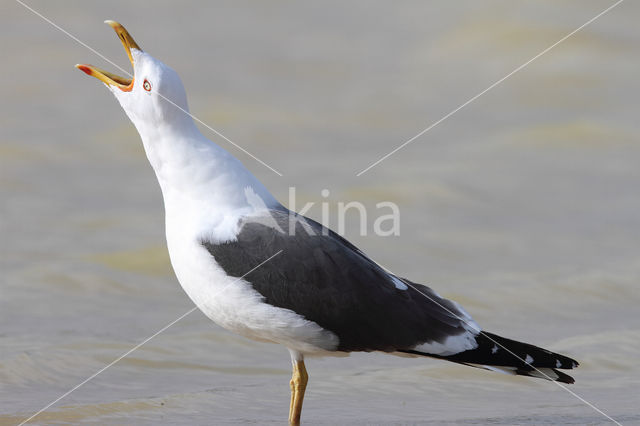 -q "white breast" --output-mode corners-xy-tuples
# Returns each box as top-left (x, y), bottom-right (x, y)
(145, 129), (339, 354)
(164, 207), (339, 355)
